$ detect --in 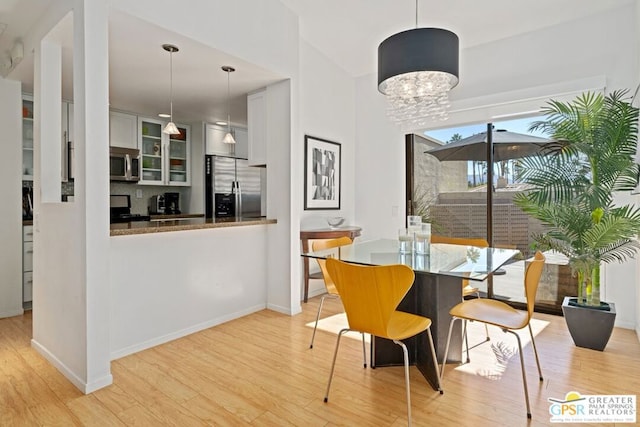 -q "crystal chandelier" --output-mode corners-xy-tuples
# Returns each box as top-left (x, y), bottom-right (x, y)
(377, 1), (459, 128)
